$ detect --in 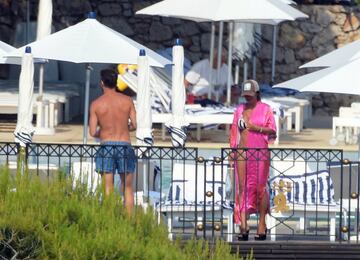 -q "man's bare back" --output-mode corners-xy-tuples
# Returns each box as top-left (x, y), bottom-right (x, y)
(89, 91), (136, 143)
